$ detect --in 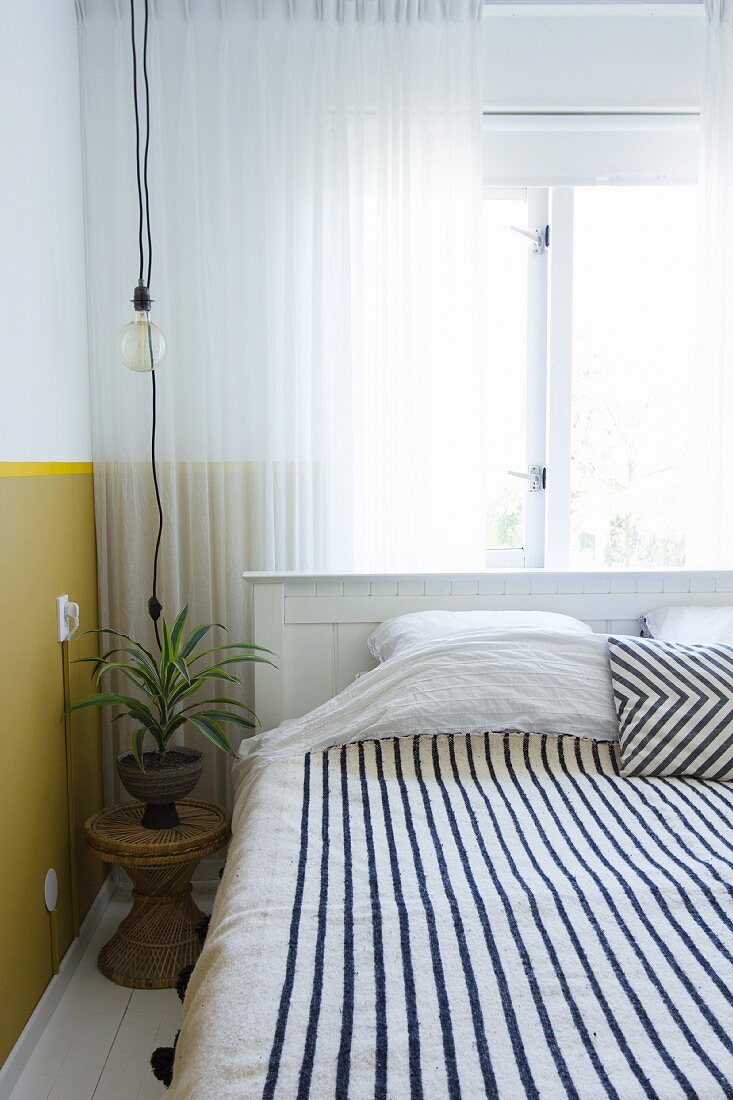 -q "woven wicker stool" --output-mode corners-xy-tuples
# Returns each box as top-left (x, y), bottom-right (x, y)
(85, 798), (231, 989)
